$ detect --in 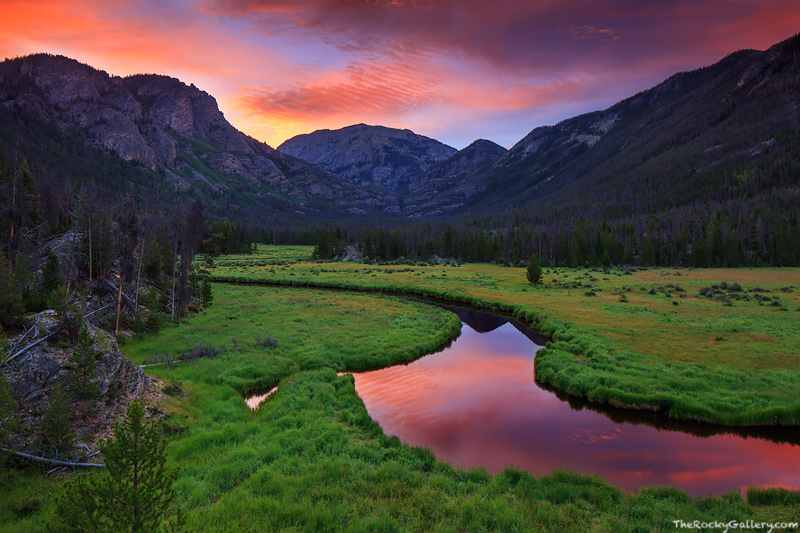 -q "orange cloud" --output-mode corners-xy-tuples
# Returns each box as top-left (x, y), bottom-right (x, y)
(4, 0), (800, 149)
